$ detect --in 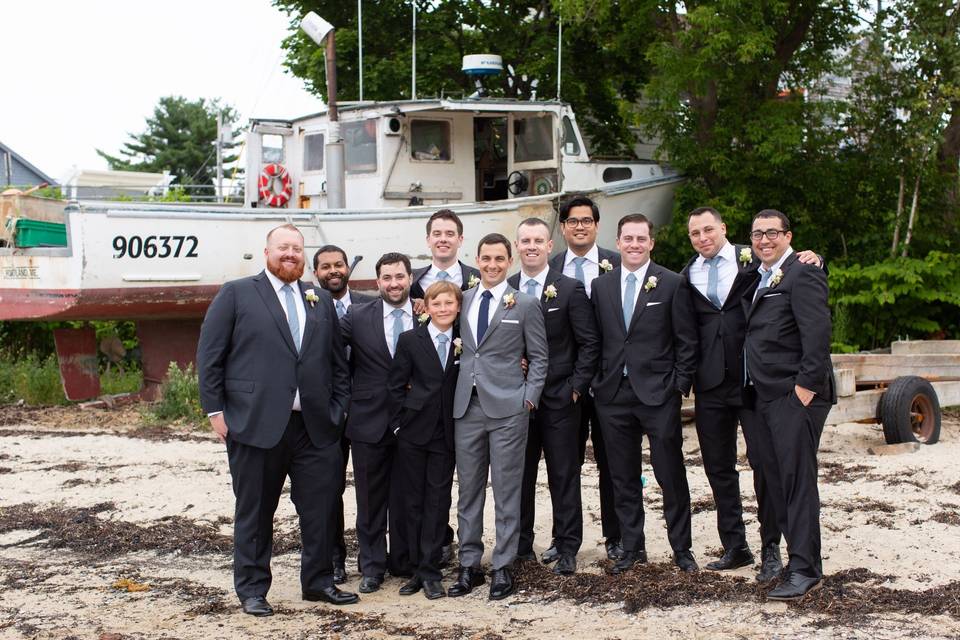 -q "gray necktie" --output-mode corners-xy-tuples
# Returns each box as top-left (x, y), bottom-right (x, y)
(390, 308), (404, 354)
(335, 299), (346, 319)
(525, 279), (539, 298)
(281, 284), (301, 351)
(437, 270), (450, 281)
(572, 256), (587, 284)
(622, 273), (637, 375)
(436, 333), (449, 368)
(705, 256), (722, 308)
(753, 268), (774, 302)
